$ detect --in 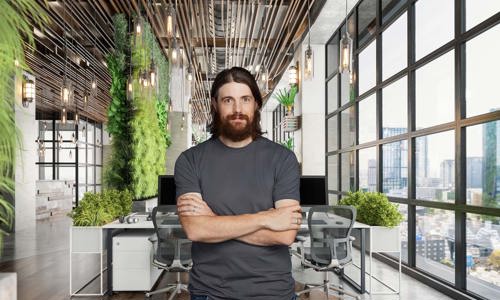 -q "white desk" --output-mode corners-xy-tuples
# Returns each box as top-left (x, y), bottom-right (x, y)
(103, 212), (372, 294)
